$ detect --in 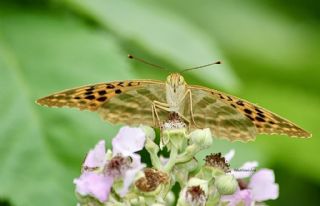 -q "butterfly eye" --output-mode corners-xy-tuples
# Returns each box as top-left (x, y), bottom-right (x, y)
(179, 76), (184, 84)
(166, 76), (171, 83)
